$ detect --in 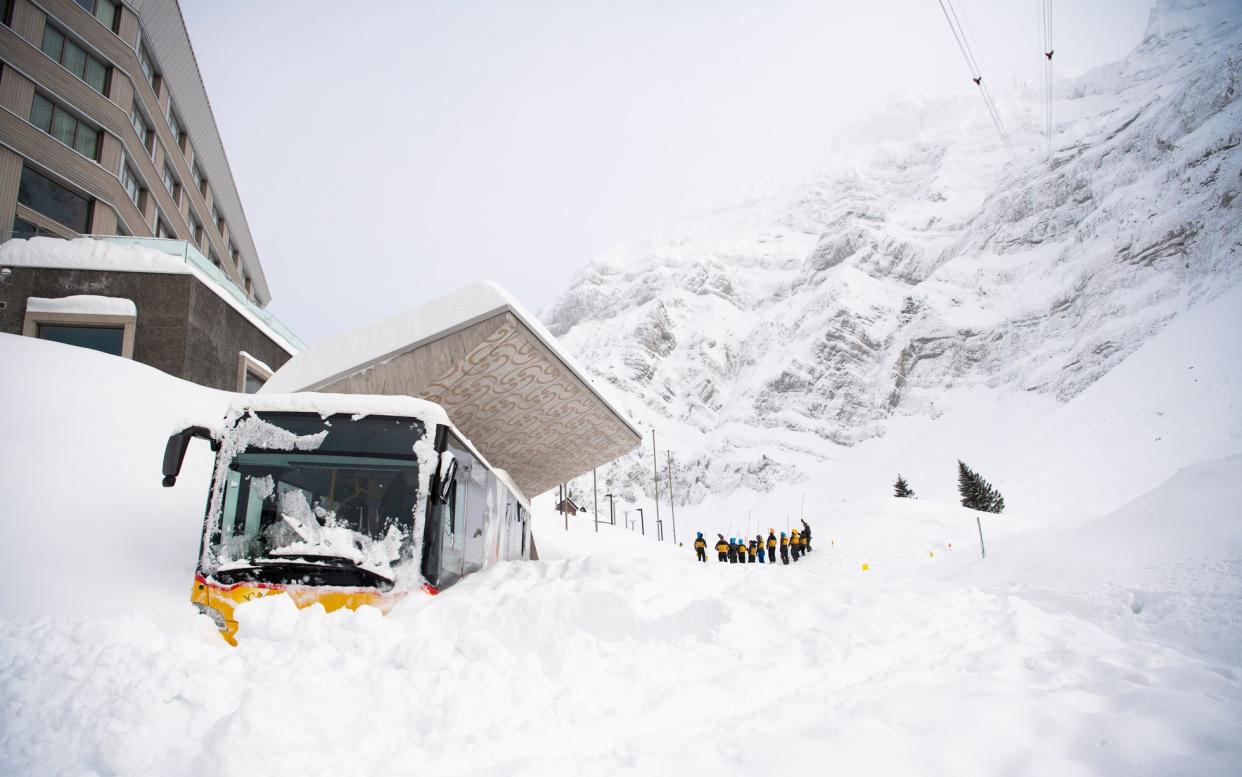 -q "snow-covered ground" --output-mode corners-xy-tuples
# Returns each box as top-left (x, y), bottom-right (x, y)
(1, 328), (1239, 776)
(2, 3), (1240, 771)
